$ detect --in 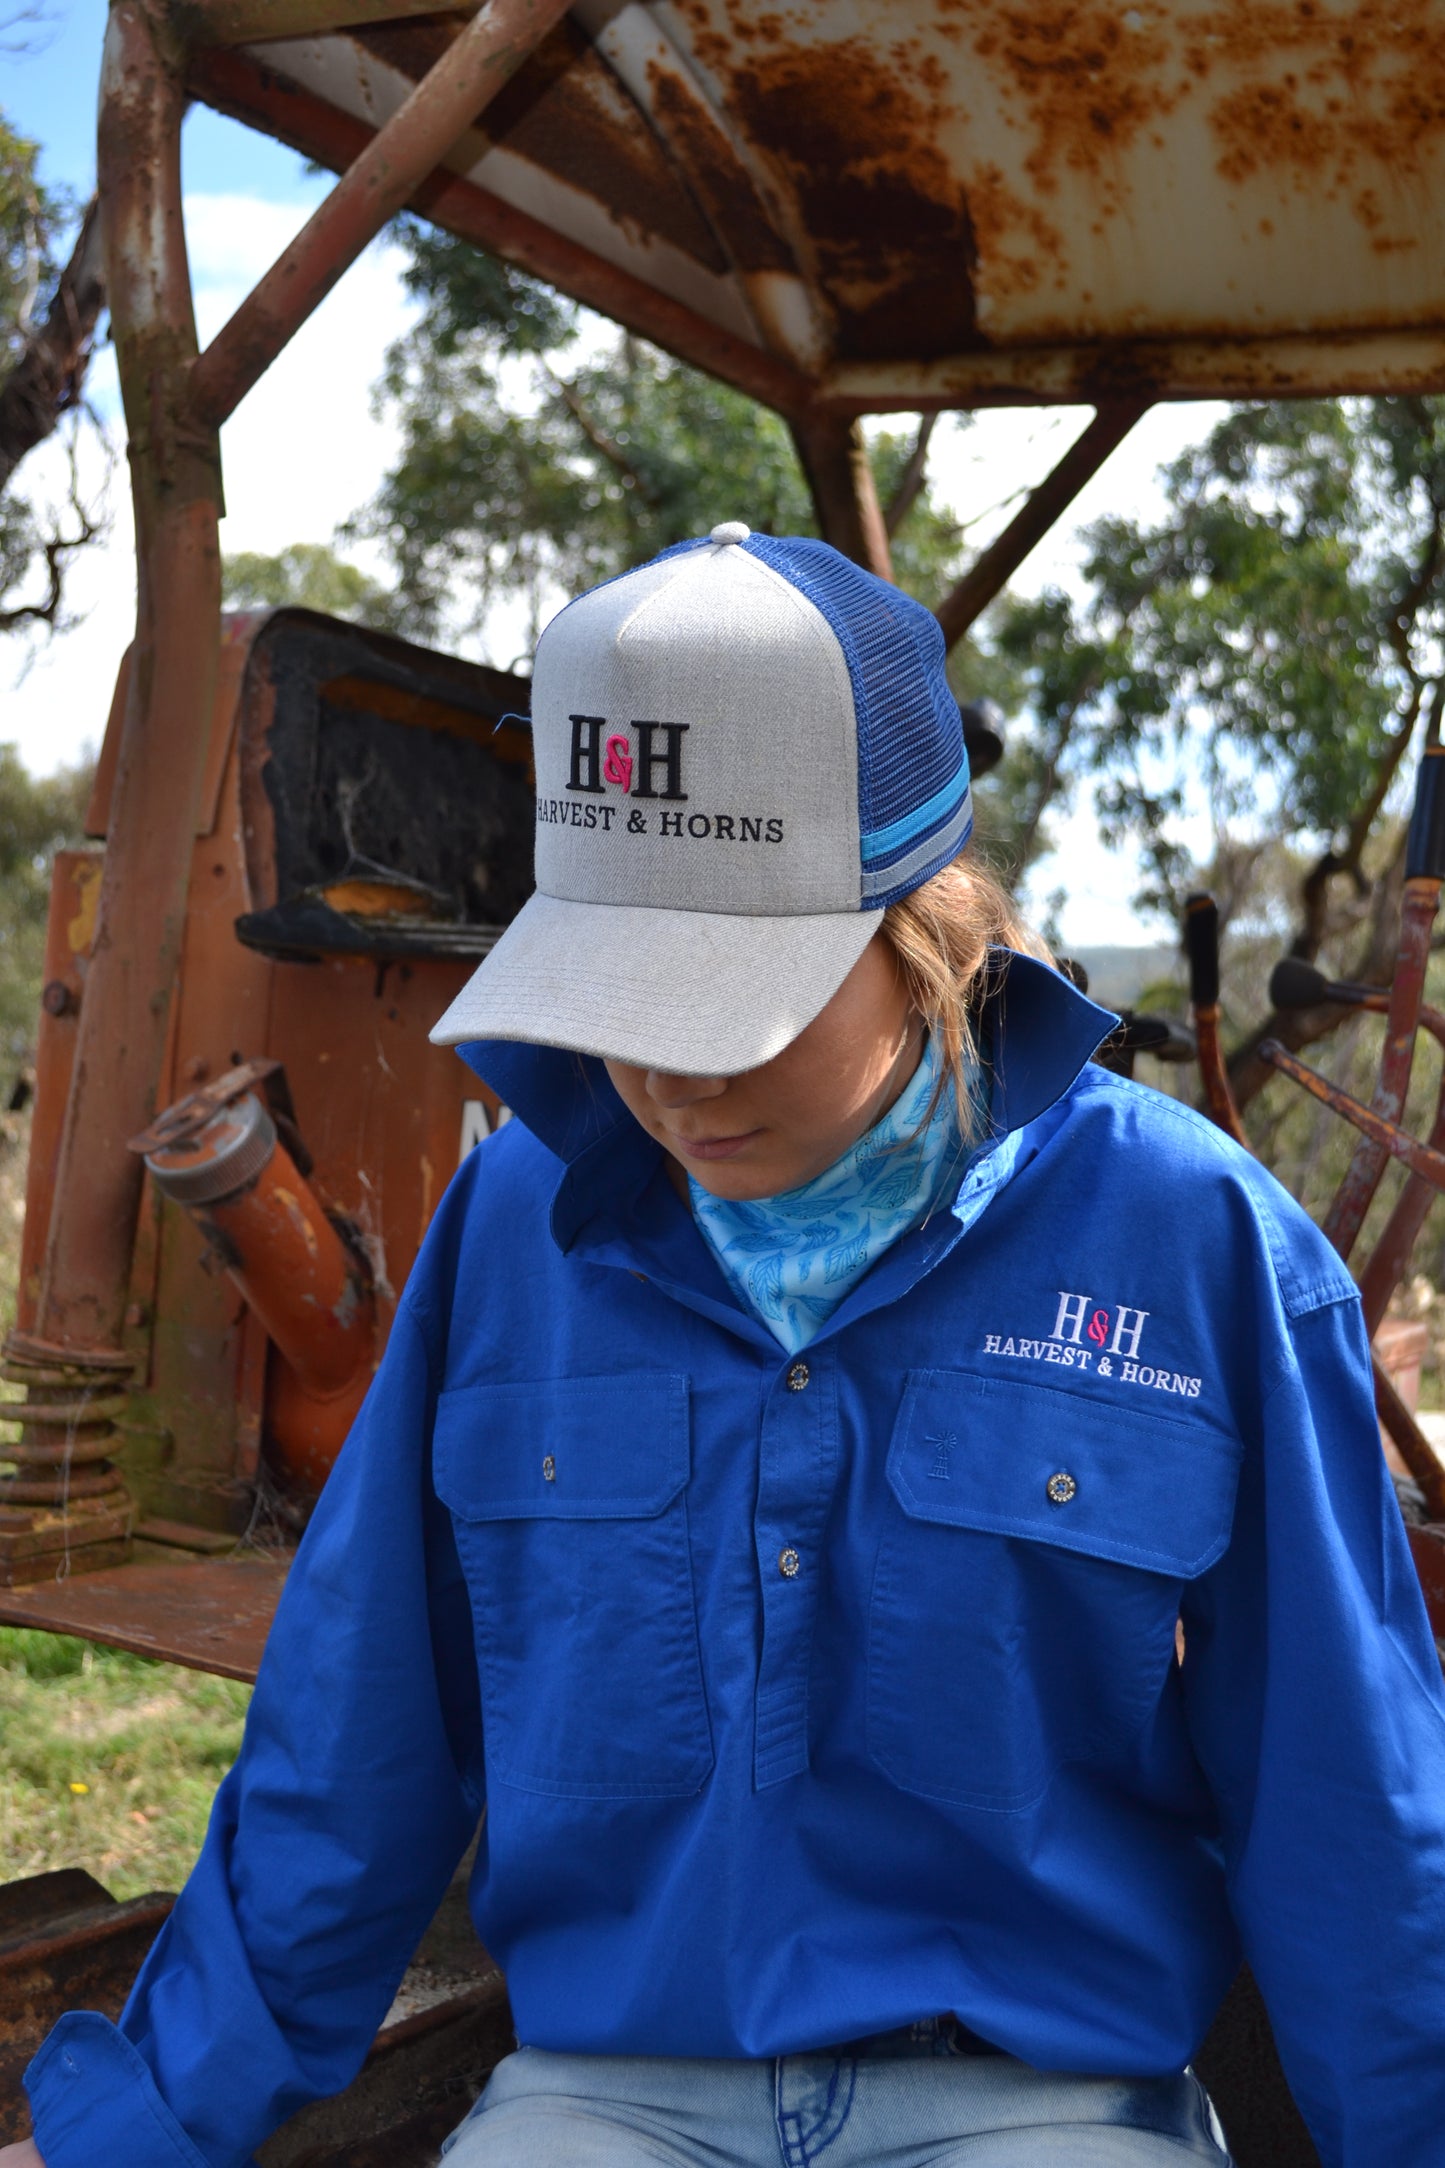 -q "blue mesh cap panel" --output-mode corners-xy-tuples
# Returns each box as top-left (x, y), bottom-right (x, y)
(739, 535), (967, 898)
